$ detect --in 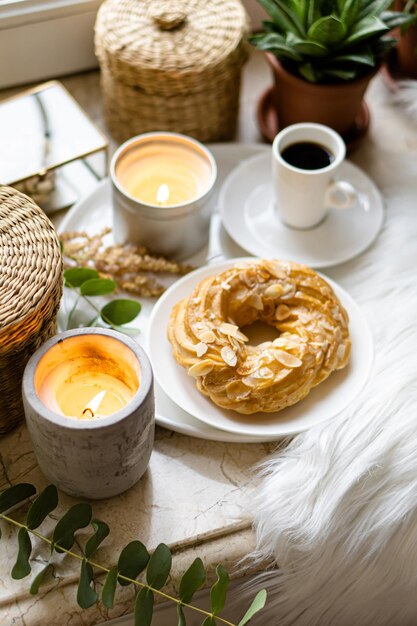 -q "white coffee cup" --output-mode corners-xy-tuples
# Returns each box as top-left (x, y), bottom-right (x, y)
(272, 123), (357, 229)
